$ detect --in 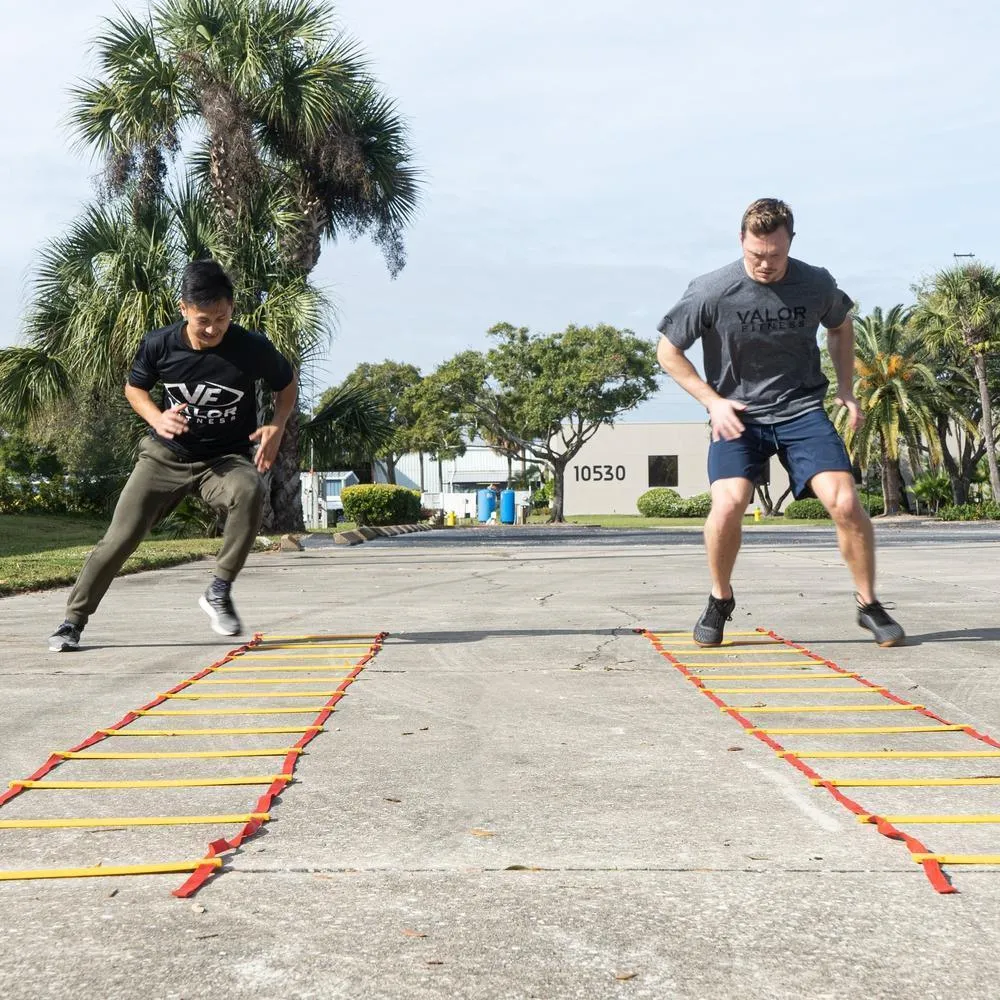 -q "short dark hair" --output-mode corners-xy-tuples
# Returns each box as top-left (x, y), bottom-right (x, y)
(741, 198), (795, 239)
(180, 259), (234, 306)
